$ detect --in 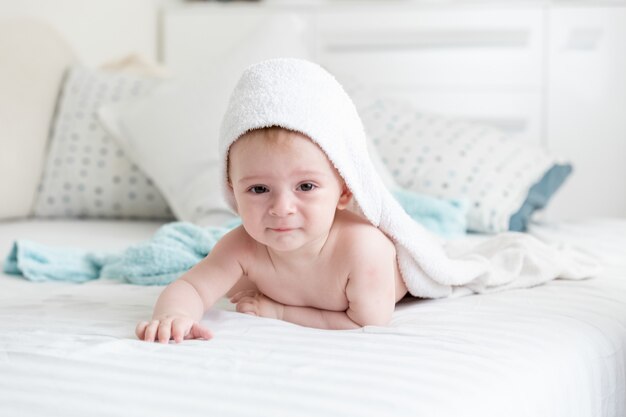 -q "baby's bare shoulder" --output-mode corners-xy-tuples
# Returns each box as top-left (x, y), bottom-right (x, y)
(211, 225), (257, 260)
(334, 211), (396, 258)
